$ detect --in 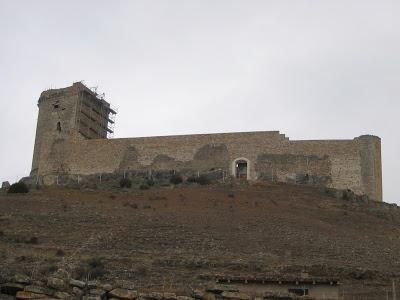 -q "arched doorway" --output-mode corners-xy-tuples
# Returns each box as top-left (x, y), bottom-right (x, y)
(233, 158), (250, 180)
